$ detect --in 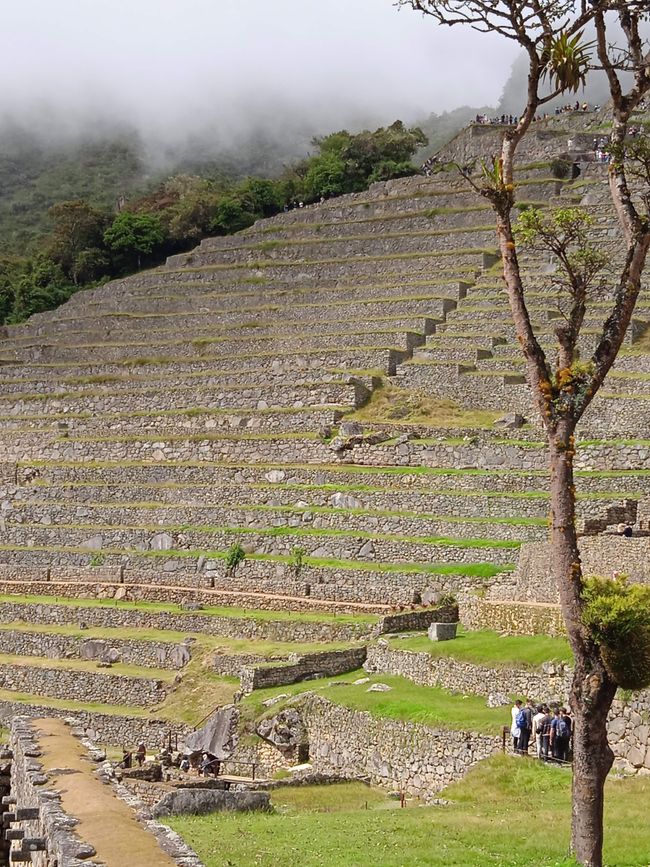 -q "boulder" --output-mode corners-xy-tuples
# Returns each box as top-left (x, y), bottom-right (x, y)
(150, 532), (174, 551)
(256, 708), (305, 748)
(339, 421), (364, 437)
(169, 644), (192, 668)
(329, 492), (363, 510)
(428, 622), (458, 642)
(152, 789), (270, 818)
(494, 412), (526, 429)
